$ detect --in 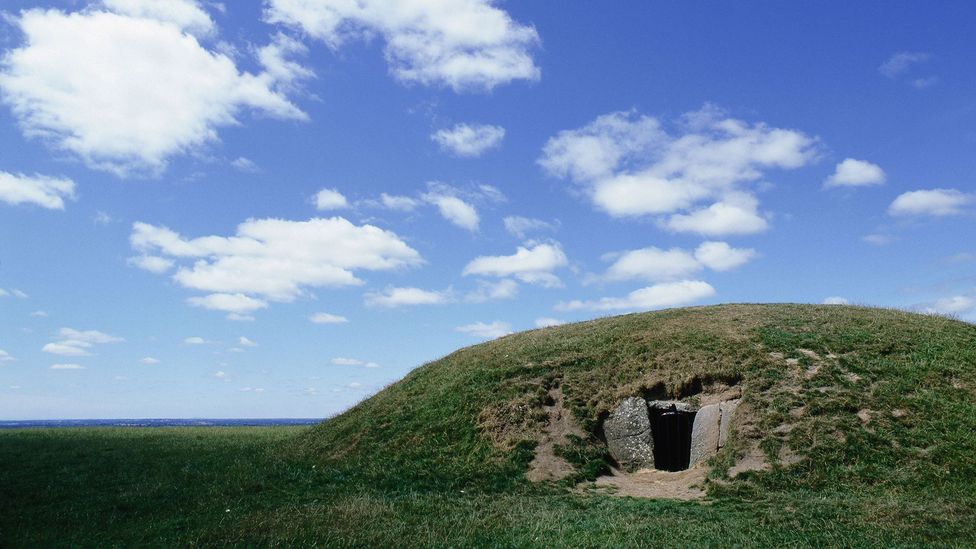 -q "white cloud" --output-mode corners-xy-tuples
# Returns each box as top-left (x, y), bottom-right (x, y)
(0, 5), (308, 176)
(131, 217), (422, 313)
(456, 321), (513, 339)
(42, 342), (90, 356)
(309, 312), (349, 324)
(50, 363), (85, 370)
(0, 350), (15, 362)
(888, 189), (973, 217)
(187, 293), (269, 316)
(214, 370), (228, 379)
(58, 328), (124, 343)
(879, 52), (931, 78)
(239, 336), (258, 347)
(42, 328), (124, 356)
(601, 247), (702, 283)
(11, 289), (29, 299)
(463, 242), (568, 287)
(539, 111), (664, 182)
(379, 193), (421, 212)
(693, 241), (757, 272)
(823, 297), (849, 305)
(31, 310), (48, 317)
(257, 32), (315, 90)
(464, 278), (518, 303)
(230, 157), (259, 173)
(921, 295), (975, 316)
(184, 336), (208, 345)
(534, 317), (565, 328)
(93, 211), (114, 225)
(465, 279), (519, 303)
(556, 280), (716, 312)
(140, 356), (161, 365)
(431, 123), (505, 157)
(662, 194), (769, 236)
(824, 158), (885, 188)
(314, 188), (349, 210)
(376, 183), (500, 229)
(102, 0), (216, 37)
(0, 171), (76, 210)
(330, 357), (379, 368)
(538, 107), (816, 235)
(128, 255), (175, 274)
(591, 240), (758, 284)
(422, 192), (479, 231)
(265, 0), (540, 91)
(862, 233), (893, 246)
(503, 216), (557, 239)
(590, 172), (710, 216)
(364, 286), (452, 308)
(476, 184), (506, 204)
